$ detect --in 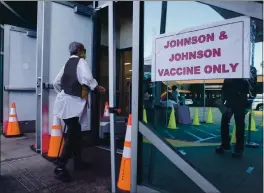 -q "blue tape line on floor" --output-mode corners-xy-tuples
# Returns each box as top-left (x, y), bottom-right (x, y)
(246, 167), (254, 174)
